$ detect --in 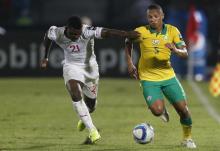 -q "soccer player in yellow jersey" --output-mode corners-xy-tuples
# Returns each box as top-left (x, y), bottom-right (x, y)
(125, 4), (196, 149)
